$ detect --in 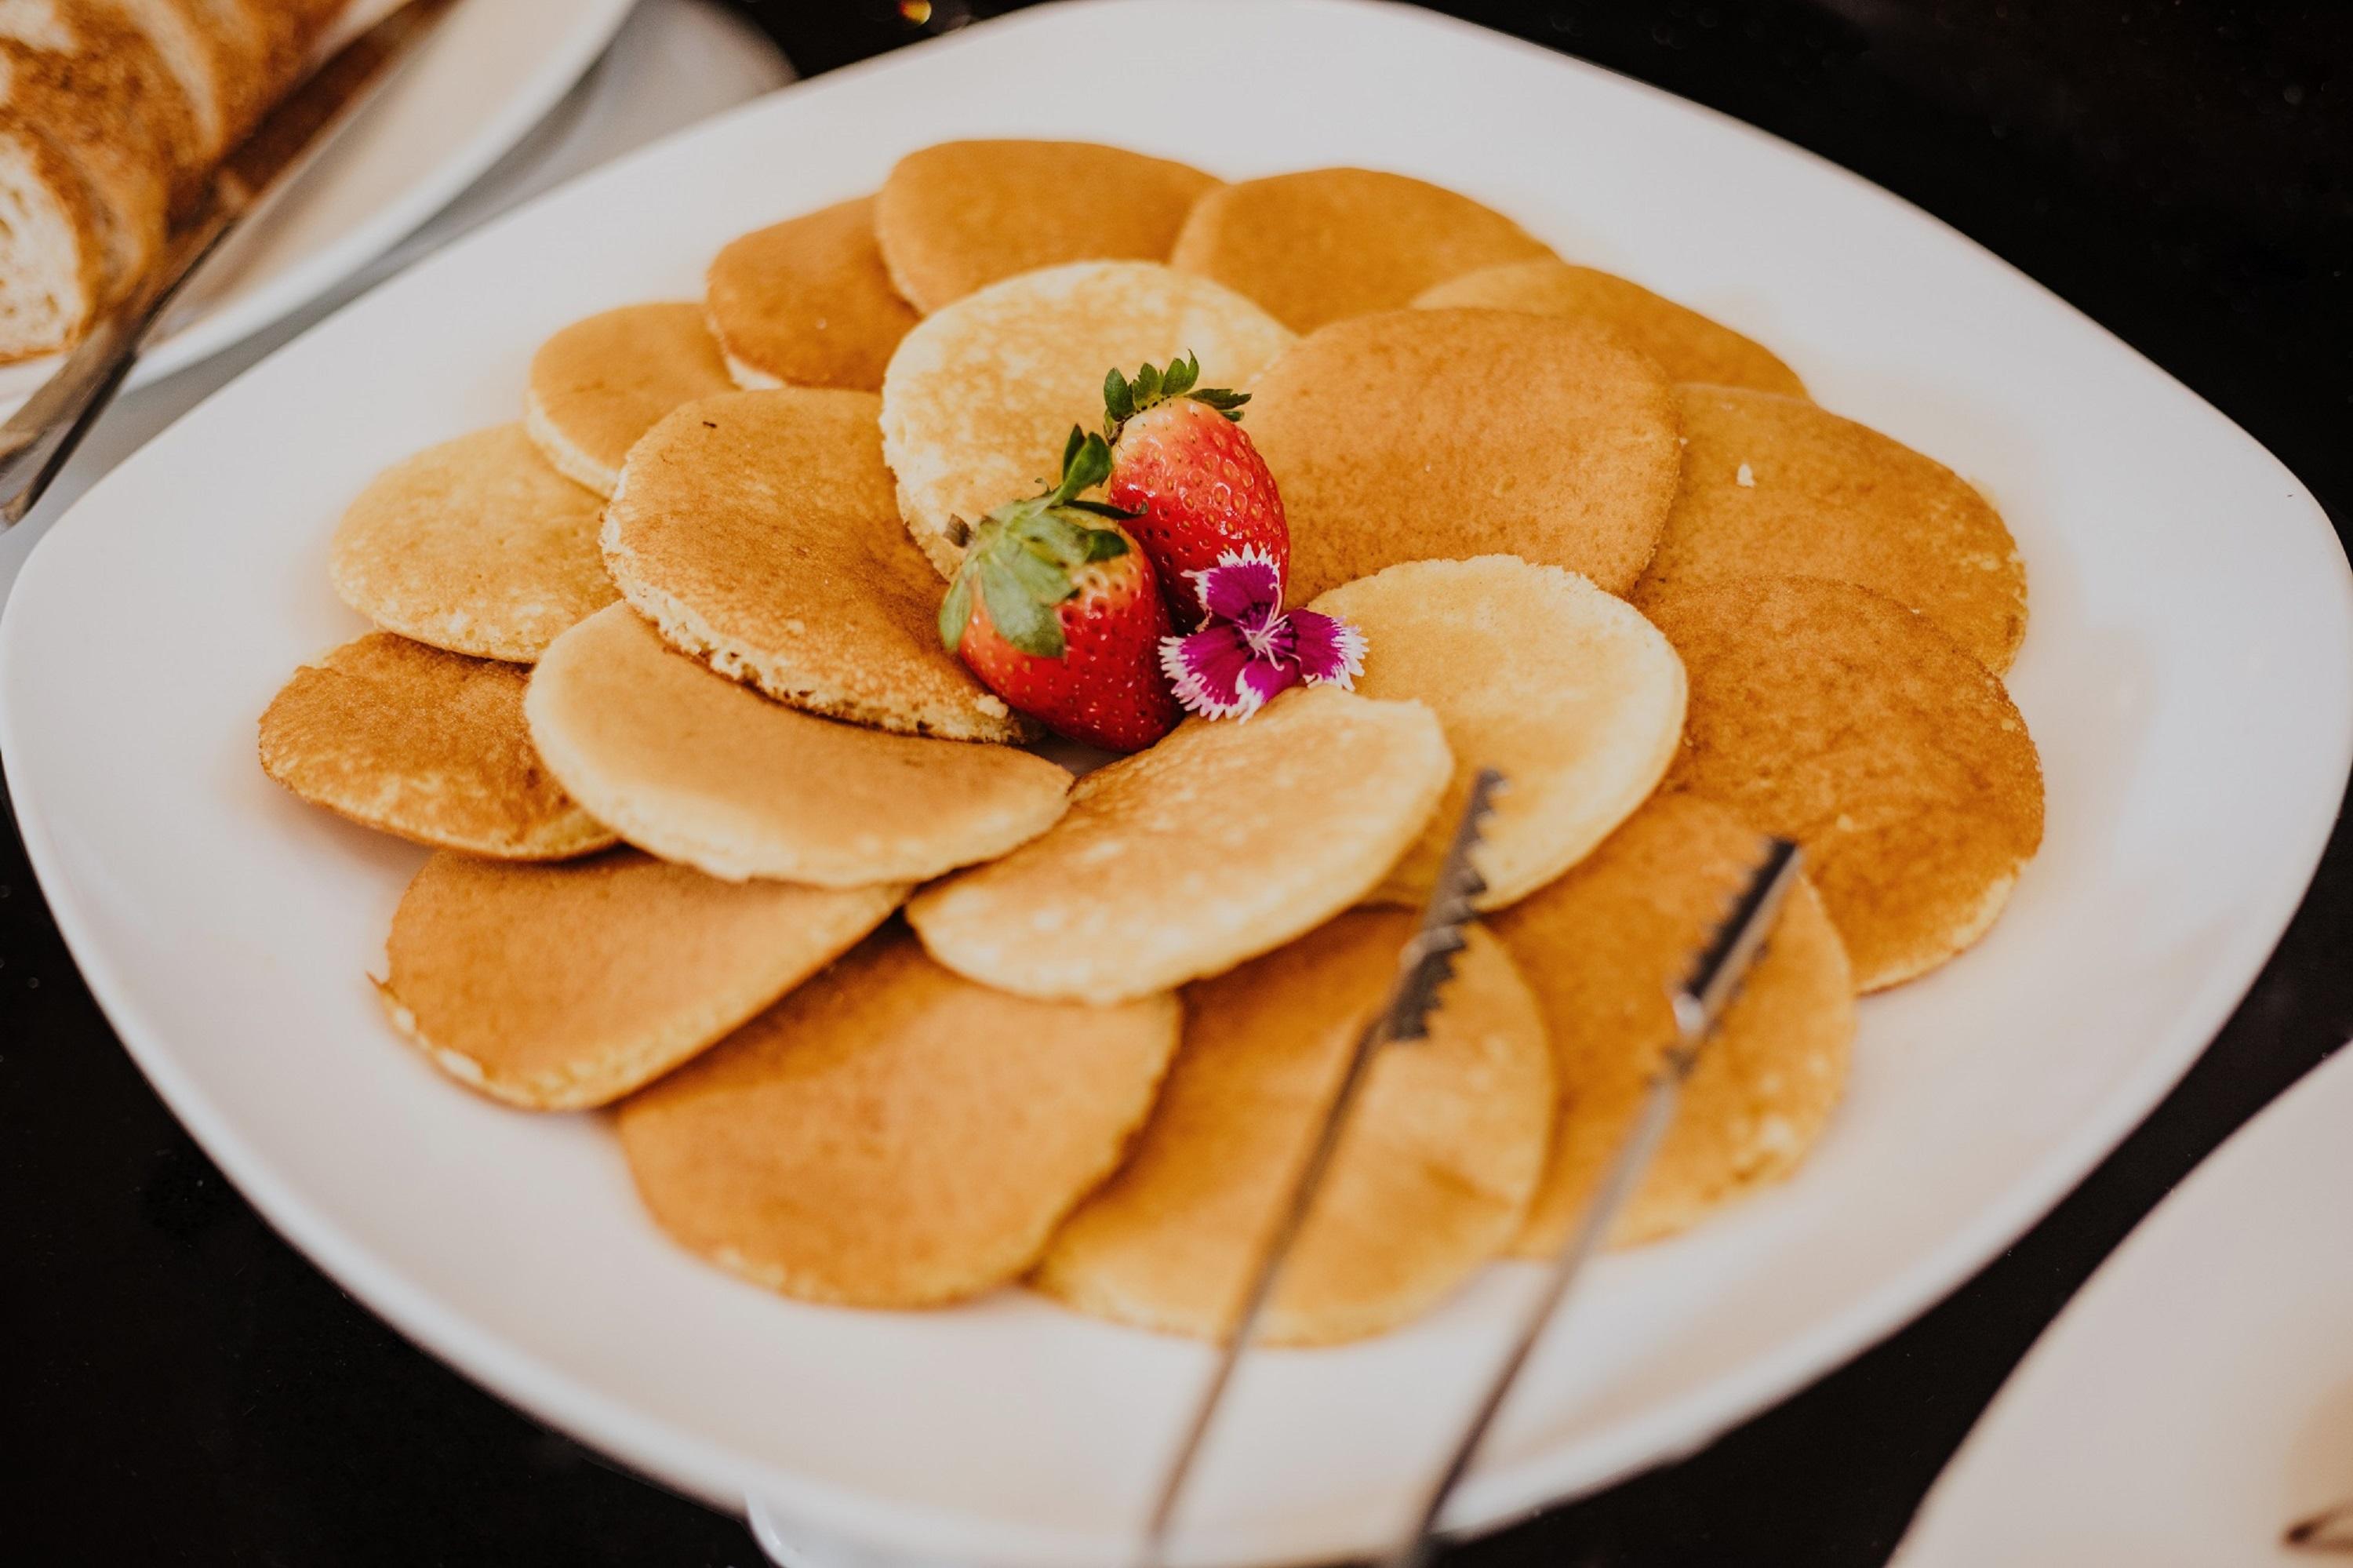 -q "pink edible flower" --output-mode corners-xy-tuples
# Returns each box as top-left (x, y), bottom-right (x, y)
(1158, 548), (1367, 722)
